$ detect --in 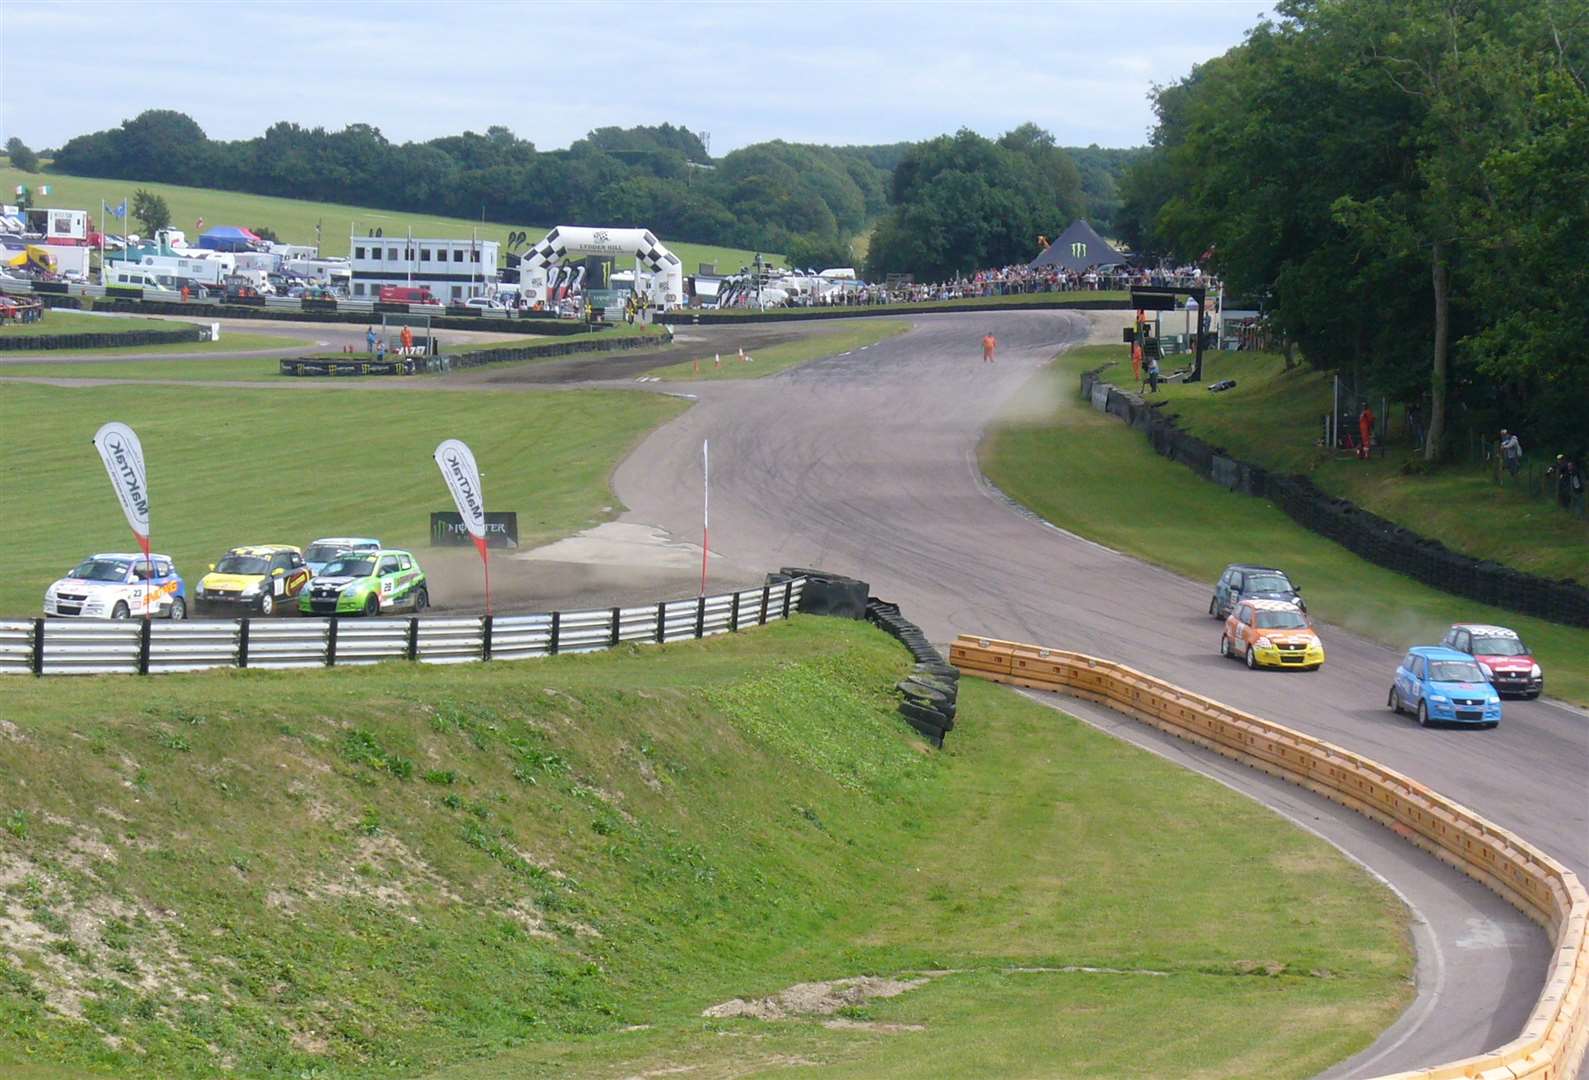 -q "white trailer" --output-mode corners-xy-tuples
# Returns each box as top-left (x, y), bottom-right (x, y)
(134, 254), (233, 286)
